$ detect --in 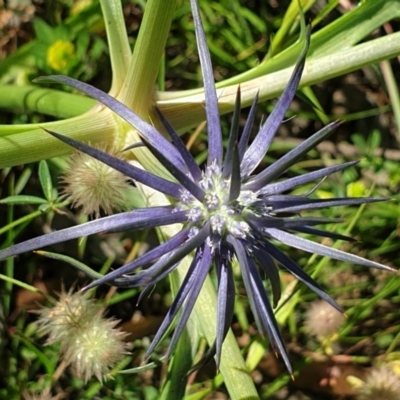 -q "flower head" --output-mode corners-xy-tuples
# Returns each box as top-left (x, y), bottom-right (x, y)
(36, 289), (129, 382)
(47, 40), (75, 72)
(36, 288), (97, 348)
(23, 391), (60, 400)
(60, 144), (132, 217)
(356, 366), (400, 400)
(65, 312), (129, 382)
(0, 0), (393, 374)
(304, 299), (345, 339)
